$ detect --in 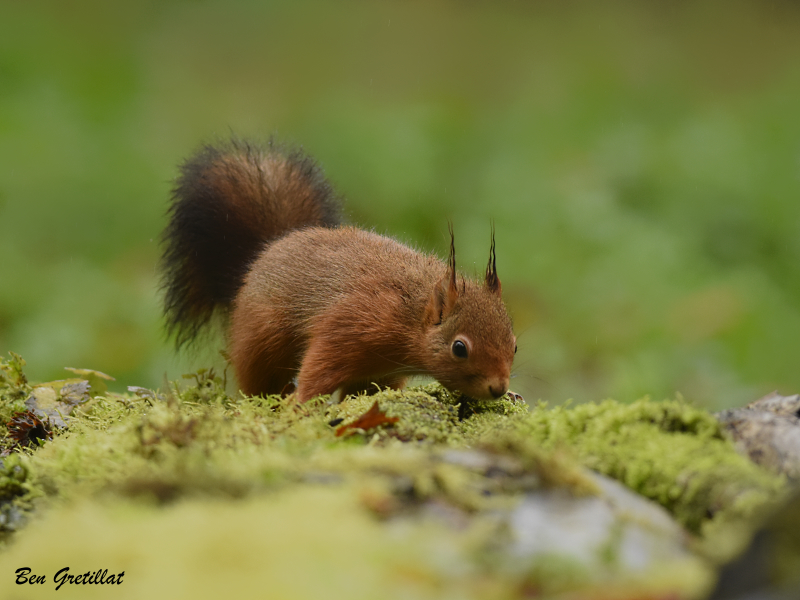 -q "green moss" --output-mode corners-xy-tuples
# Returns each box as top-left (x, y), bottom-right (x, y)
(519, 398), (786, 532)
(21, 378), (551, 515)
(1, 490), (525, 600)
(0, 454), (30, 499)
(5, 358), (786, 535)
(0, 352), (30, 424)
(0, 356), (788, 597)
